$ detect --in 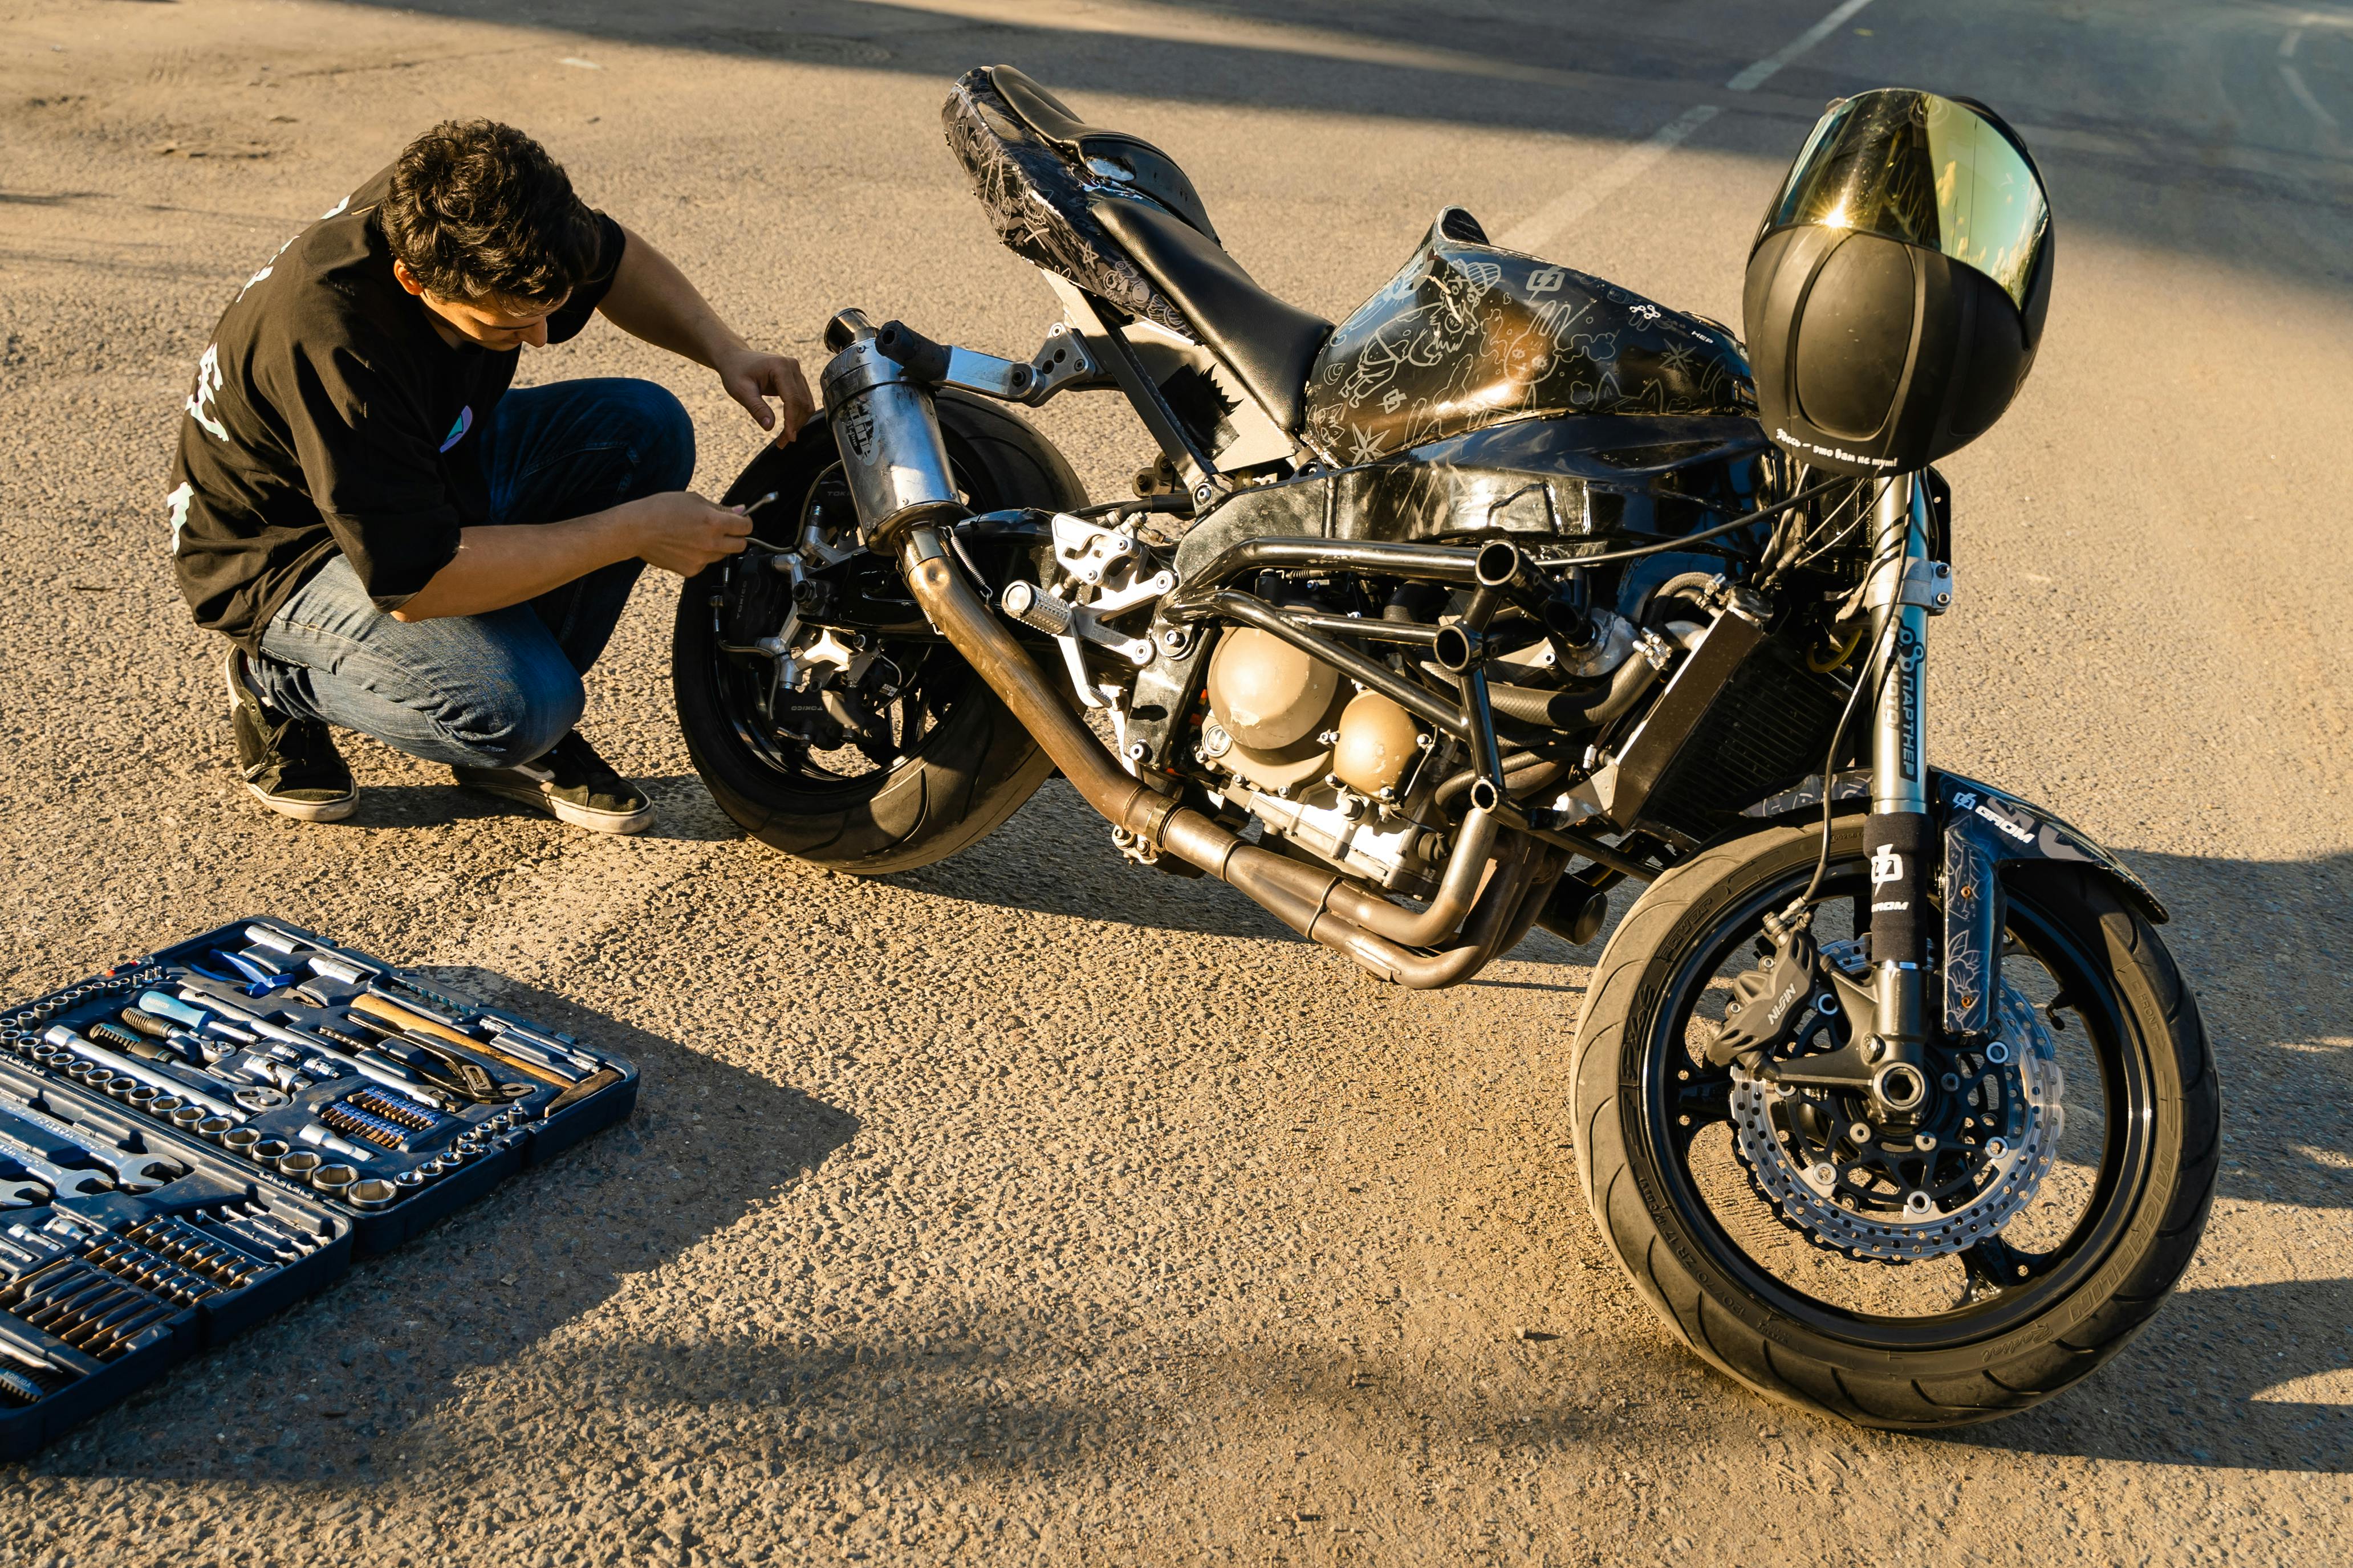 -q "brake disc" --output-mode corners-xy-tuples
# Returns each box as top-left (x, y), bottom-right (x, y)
(1725, 947), (2066, 1263)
